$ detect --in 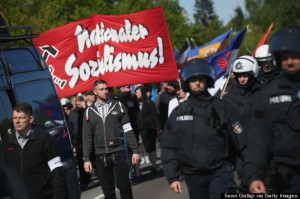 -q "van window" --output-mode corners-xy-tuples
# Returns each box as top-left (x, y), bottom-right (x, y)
(14, 79), (64, 131)
(3, 48), (42, 72)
